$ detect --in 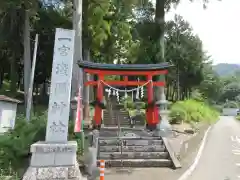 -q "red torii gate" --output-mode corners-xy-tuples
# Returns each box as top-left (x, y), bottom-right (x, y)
(78, 61), (171, 129)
